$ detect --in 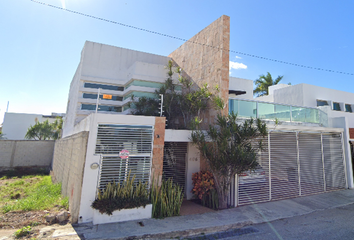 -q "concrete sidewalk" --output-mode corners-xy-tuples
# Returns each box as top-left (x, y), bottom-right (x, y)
(70, 189), (354, 240)
(2, 190), (352, 239)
